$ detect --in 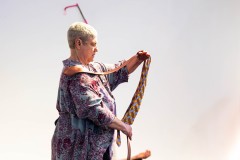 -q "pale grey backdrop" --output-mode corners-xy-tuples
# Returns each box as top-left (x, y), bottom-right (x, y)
(0, 0), (239, 159)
